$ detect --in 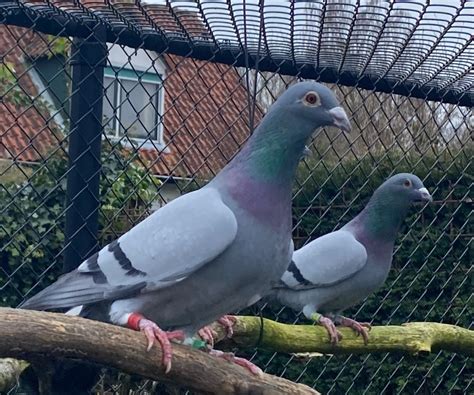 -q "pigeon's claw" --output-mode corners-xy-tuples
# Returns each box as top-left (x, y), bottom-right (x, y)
(311, 313), (342, 345)
(127, 313), (185, 373)
(337, 316), (371, 345)
(319, 316), (343, 345)
(209, 349), (263, 376)
(217, 315), (237, 338)
(197, 315), (236, 346)
(198, 325), (217, 348)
